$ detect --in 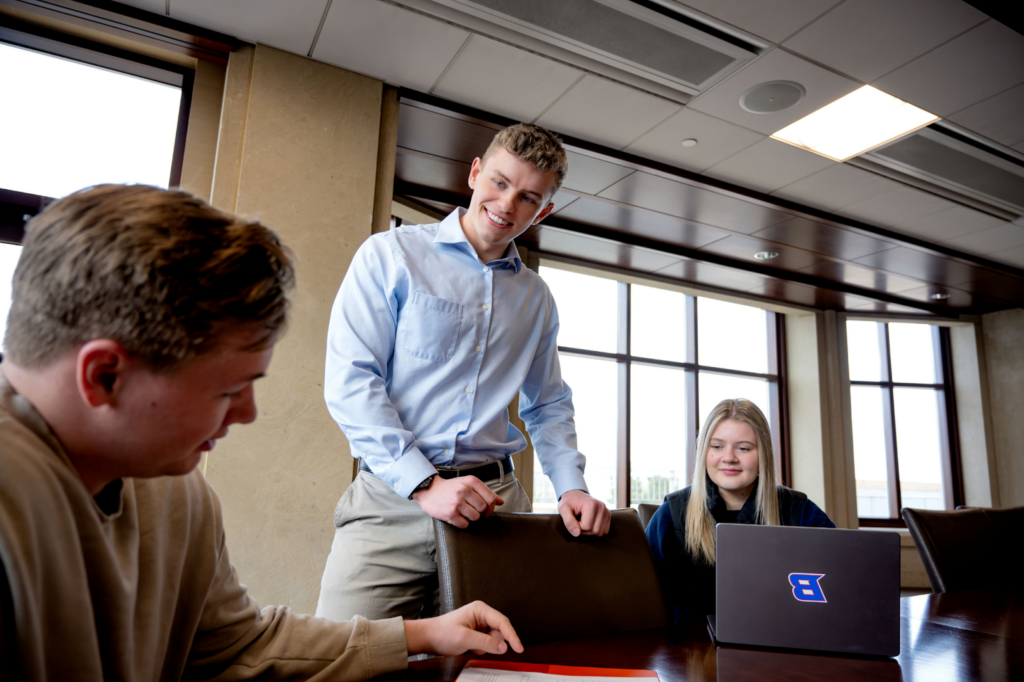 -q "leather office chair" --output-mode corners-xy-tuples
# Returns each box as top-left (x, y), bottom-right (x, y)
(434, 510), (667, 643)
(637, 503), (660, 530)
(902, 506), (1024, 593)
